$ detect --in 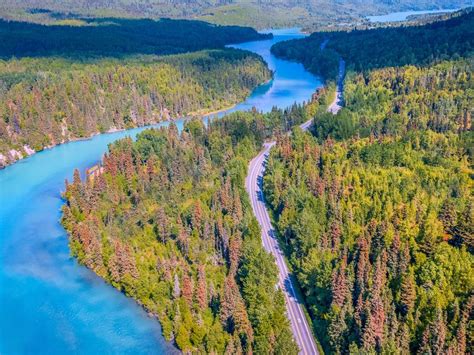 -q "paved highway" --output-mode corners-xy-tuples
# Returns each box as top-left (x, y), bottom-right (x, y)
(245, 61), (346, 353)
(245, 118), (319, 354)
(327, 58), (345, 114)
